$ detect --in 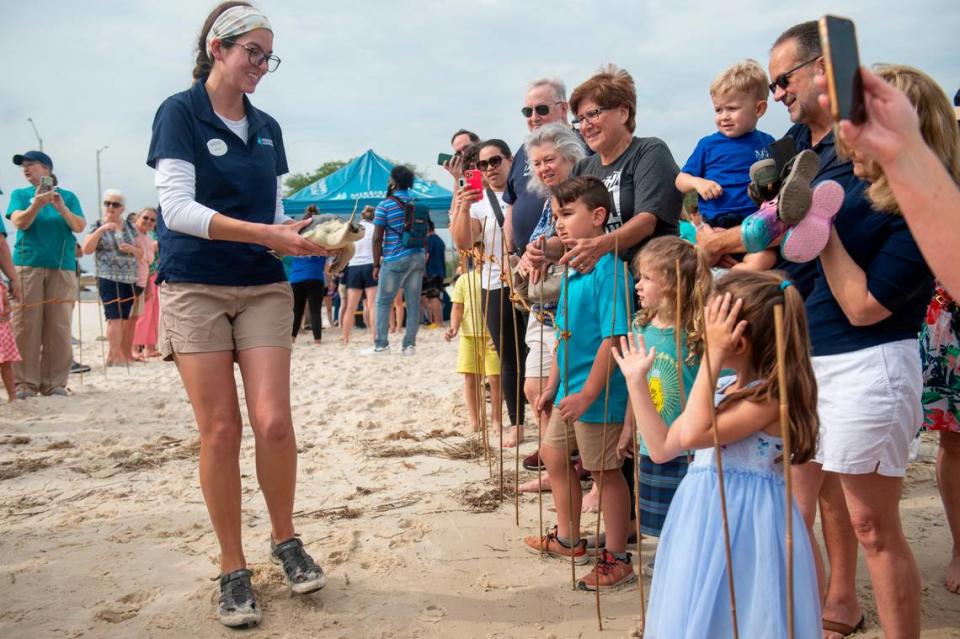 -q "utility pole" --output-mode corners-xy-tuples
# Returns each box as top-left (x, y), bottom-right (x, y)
(27, 118), (43, 151)
(95, 146), (108, 204)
